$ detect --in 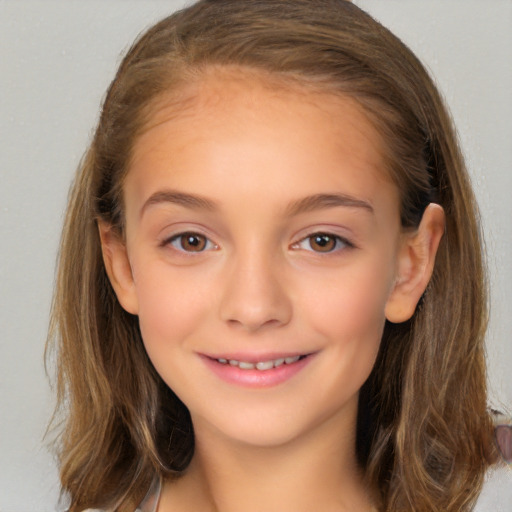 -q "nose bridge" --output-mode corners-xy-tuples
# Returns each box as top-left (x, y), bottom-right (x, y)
(219, 239), (292, 331)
